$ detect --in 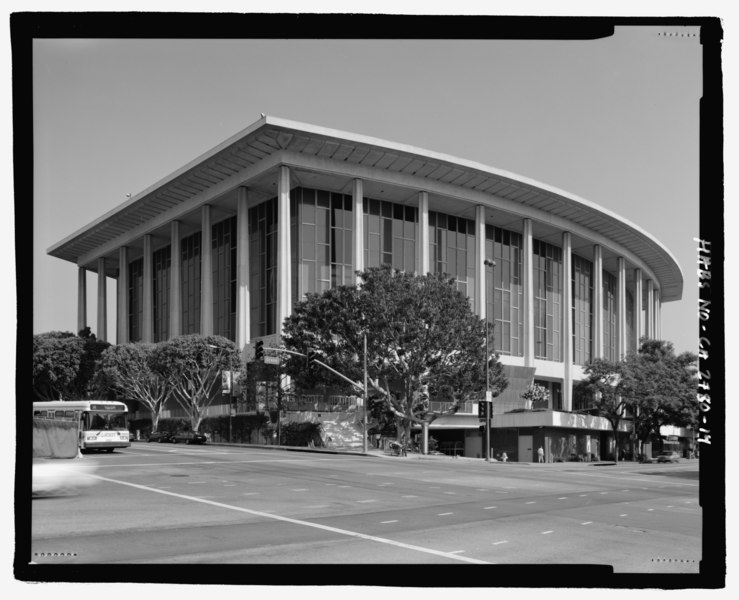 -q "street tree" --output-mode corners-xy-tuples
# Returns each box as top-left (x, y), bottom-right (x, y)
(33, 331), (84, 401)
(581, 357), (629, 462)
(282, 266), (507, 447)
(149, 335), (241, 432)
(622, 339), (698, 452)
(96, 342), (171, 432)
(32, 328), (111, 401)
